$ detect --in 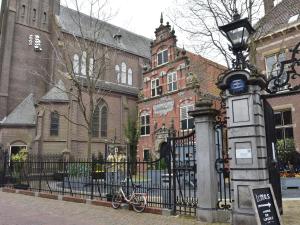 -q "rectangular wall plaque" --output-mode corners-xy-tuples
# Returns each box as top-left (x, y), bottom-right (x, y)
(236, 148), (252, 159)
(232, 98), (250, 123)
